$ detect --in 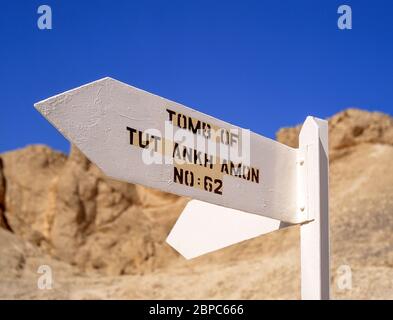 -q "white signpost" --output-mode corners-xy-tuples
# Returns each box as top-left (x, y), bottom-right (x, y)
(35, 77), (329, 300)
